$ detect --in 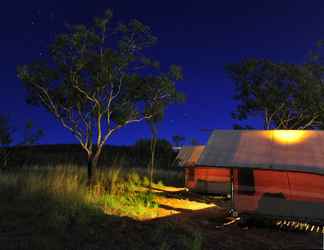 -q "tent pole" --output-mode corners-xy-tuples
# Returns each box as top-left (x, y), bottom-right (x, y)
(231, 168), (236, 215)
